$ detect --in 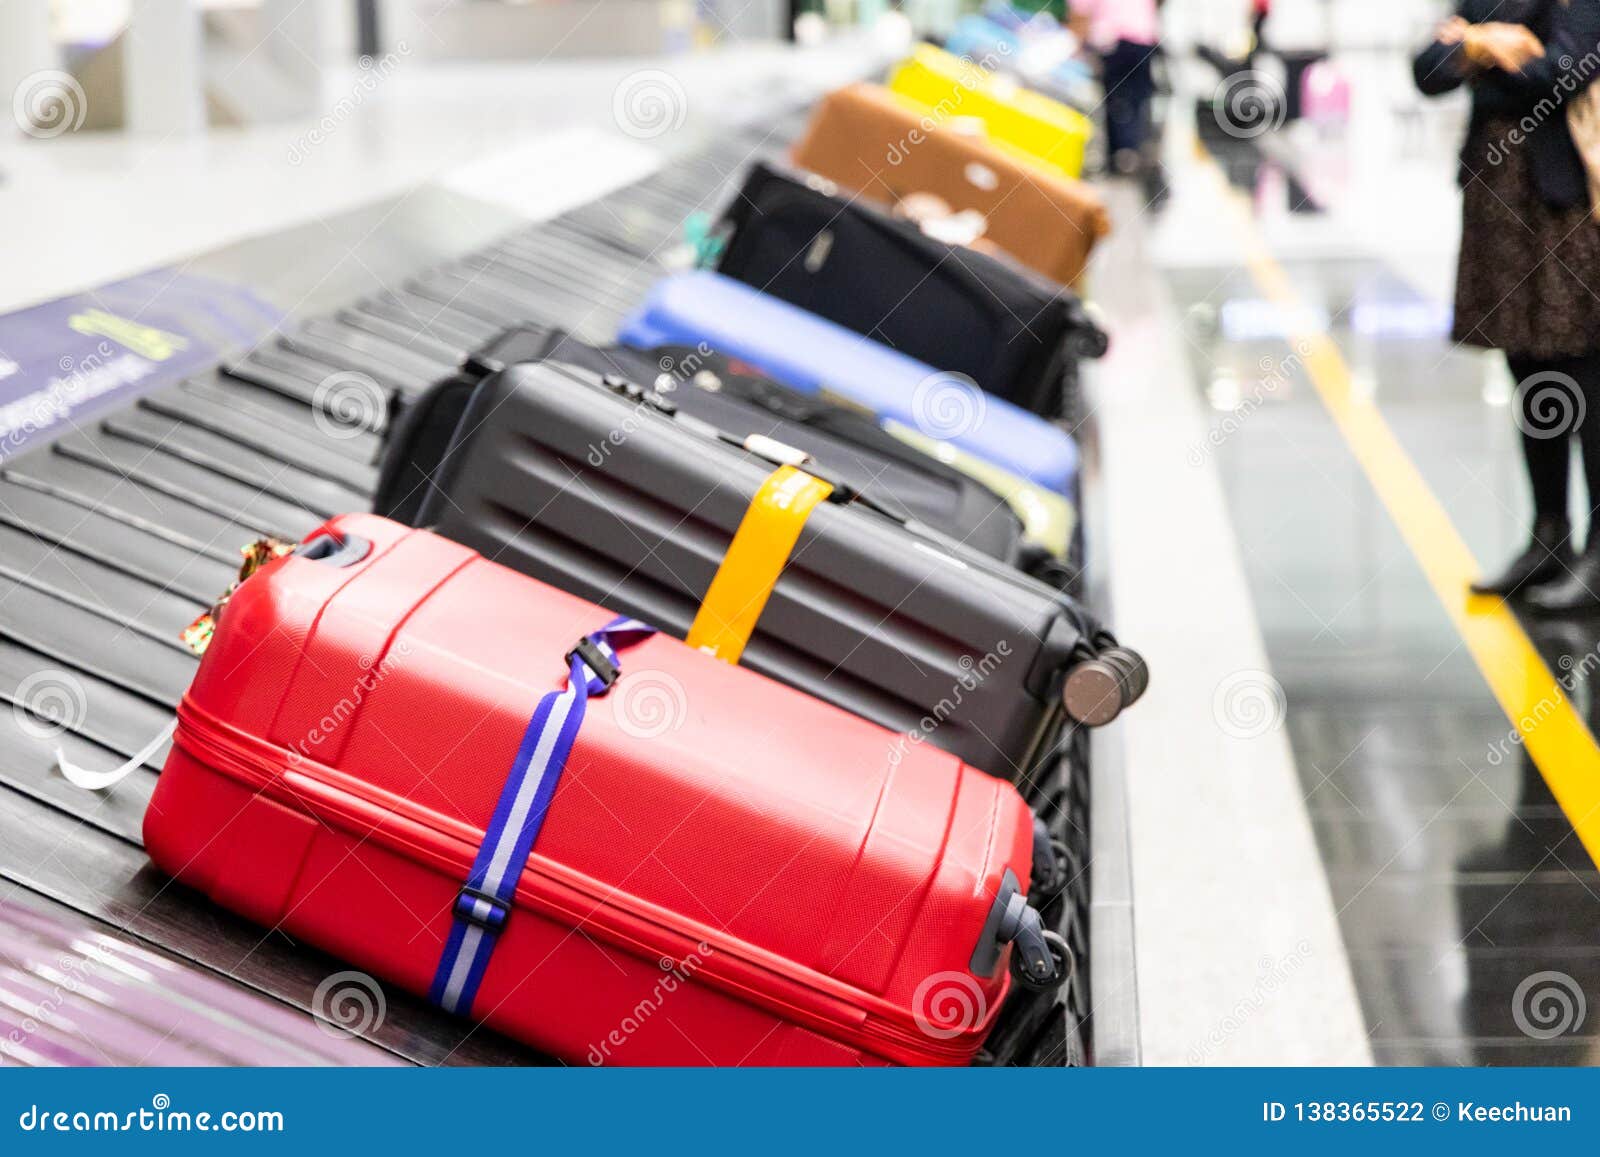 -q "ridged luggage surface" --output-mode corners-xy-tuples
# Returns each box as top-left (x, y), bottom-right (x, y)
(145, 514), (1038, 1066)
(416, 361), (1086, 780)
(618, 270), (1081, 495)
(527, 330), (1029, 565)
(8, 116), (1056, 1067)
